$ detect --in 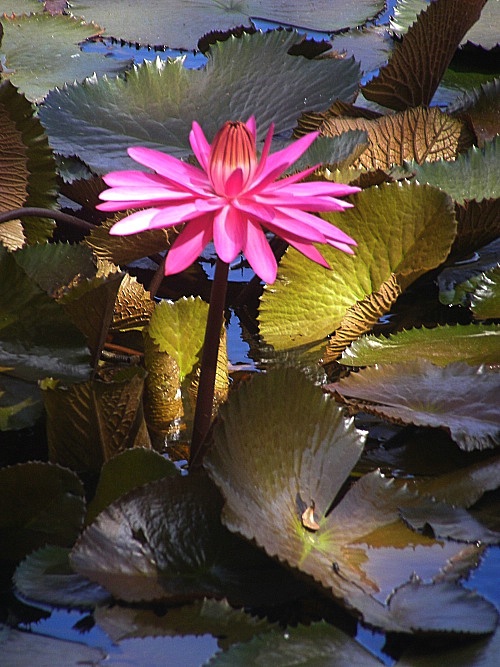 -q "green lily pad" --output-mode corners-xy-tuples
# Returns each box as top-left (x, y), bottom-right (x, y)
(340, 324), (500, 367)
(71, 473), (308, 606)
(205, 368), (485, 632)
(0, 245), (91, 383)
(0, 12), (131, 102)
(14, 545), (111, 608)
(259, 182), (456, 350)
(86, 447), (178, 524)
(329, 361), (500, 451)
(68, 0), (385, 50)
(0, 462), (85, 562)
(330, 25), (395, 80)
(412, 136), (499, 204)
(471, 265), (500, 319)
(39, 30), (361, 173)
(42, 367), (151, 473)
(209, 621), (381, 667)
(148, 297), (209, 382)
